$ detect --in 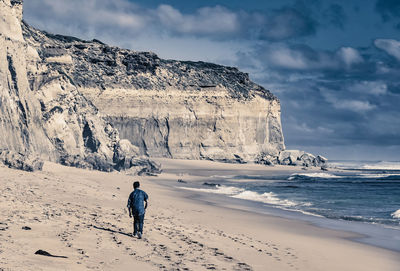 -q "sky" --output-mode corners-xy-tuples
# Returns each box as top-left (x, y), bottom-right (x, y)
(23, 0), (400, 161)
